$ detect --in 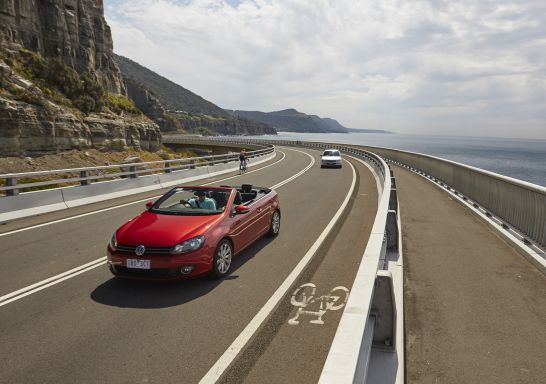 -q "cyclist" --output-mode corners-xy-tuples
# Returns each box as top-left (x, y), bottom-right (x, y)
(239, 149), (247, 173)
